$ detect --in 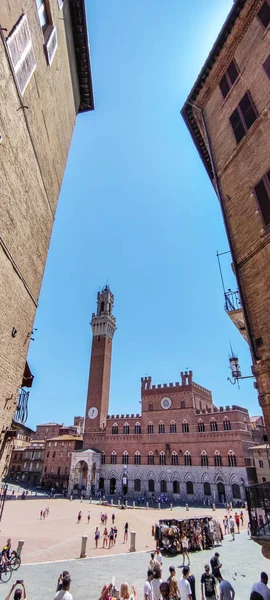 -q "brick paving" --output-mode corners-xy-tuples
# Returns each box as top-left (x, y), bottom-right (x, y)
(0, 499), (269, 598)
